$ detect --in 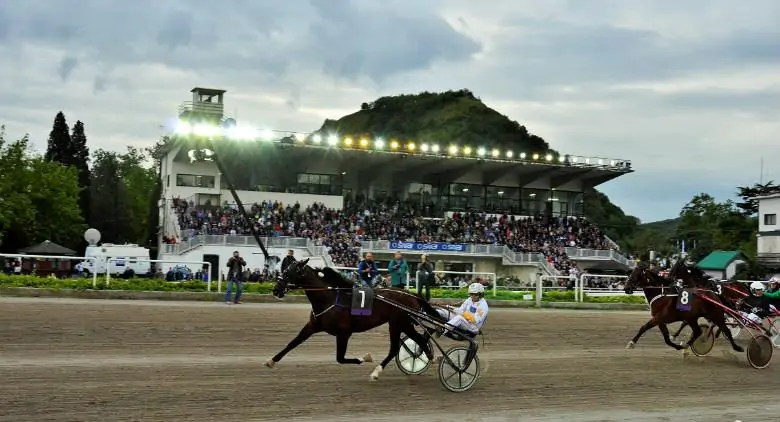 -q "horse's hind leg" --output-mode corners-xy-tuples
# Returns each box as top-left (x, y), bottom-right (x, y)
(670, 321), (688, 343)
(370, 322), (404, 381)
(710, 312), (744, 353)
(626, 318), (658, 349)
(265, 321), (319, 368)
